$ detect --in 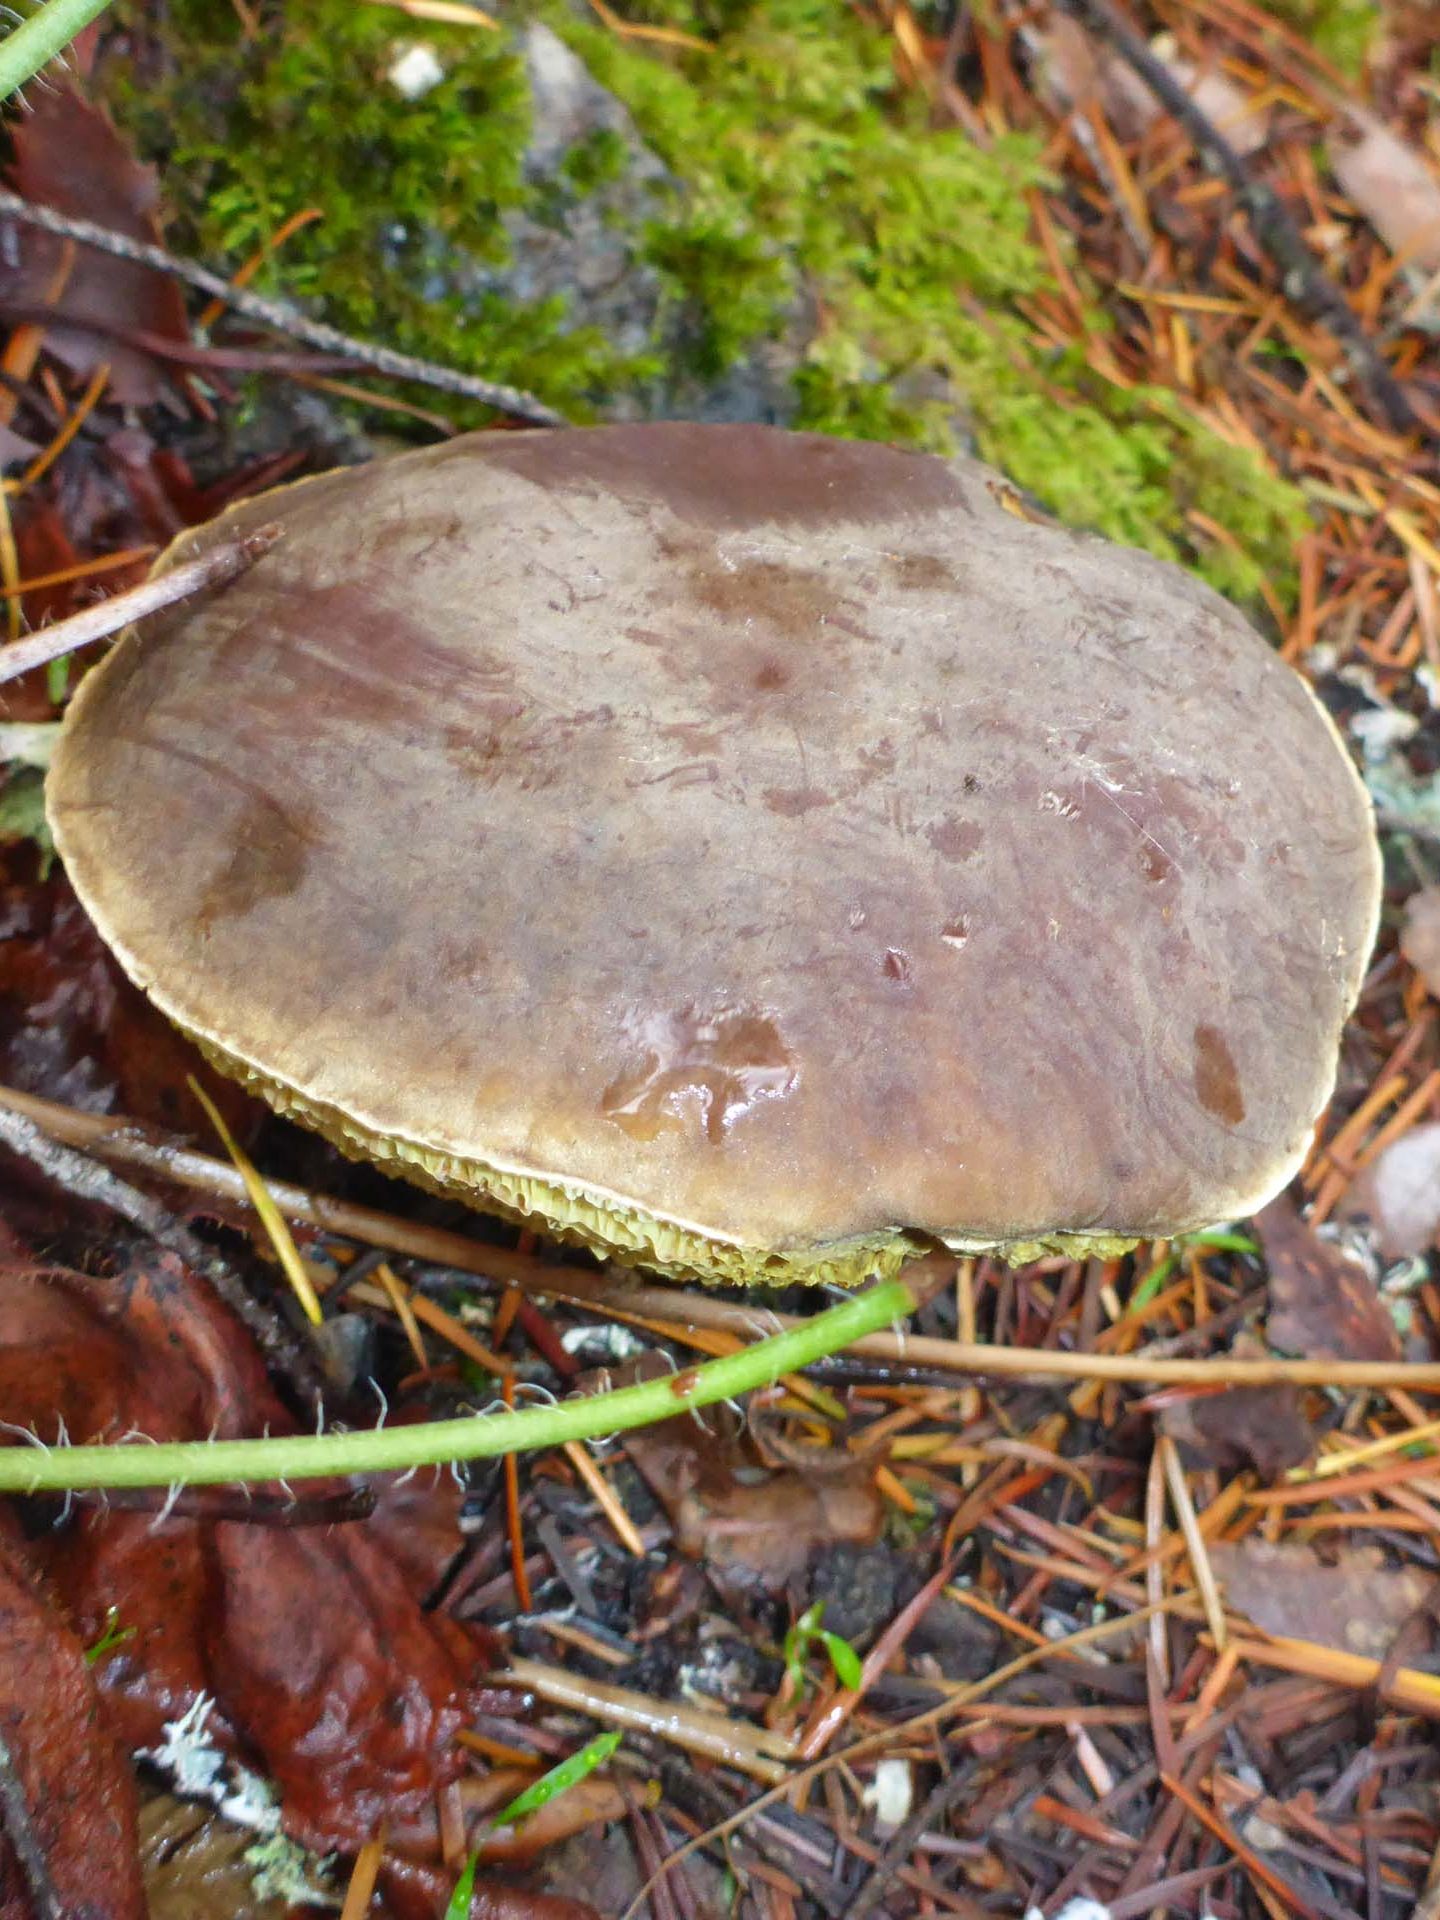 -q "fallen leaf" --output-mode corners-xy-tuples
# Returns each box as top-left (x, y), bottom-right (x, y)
(1210, 1539), (1437, 1664)
(2, 88), (190, 406)
(0, 1513), (145, 1920)
(1339, 1120), (1440, 1258)
(626, 1417), (882, 1594)
(1255, 1194), (1400, 1361)
(1330, 108), (1440, 273)
(0, 1251), (500, 1914)
(138, 1792), (293, 1920)
(1400, 886), (1440, 995)
(0, 857), (263, 1140)
(382, 1858), (605, 1920)
(1160, 1371), (1314, 1480)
